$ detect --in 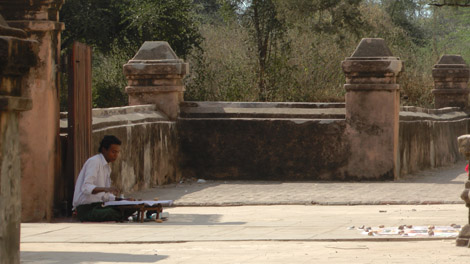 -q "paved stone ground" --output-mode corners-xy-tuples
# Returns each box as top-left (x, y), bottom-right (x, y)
(130, 161), (468, 206)
(21, 240), (470, 264)
(20, 161), (470, 264)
